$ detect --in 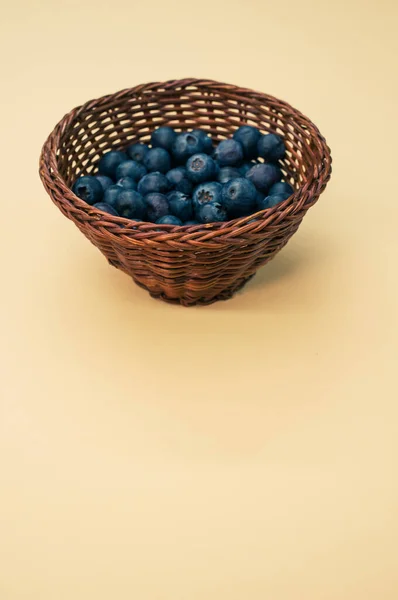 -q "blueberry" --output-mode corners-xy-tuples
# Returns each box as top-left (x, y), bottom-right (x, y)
(150, 126), (177, 151)
(186, 153), (216, 183)
(255, 190), (265, 206)
(175, 178), (193, 195)
(239, 162), (255, 176)
(116, 177), (137, 190)
(269, 181), (294, 196)
(257, 133), (286, 162)
(137, 172), (169, 195)
(245, 163), (282, 193)
(191, 129), (213, 154)
(72, 175), (103, 205)
(156, 215), (183, 225)
(126, 143), (149, 163)
(95, 175), (114, 192)
(167, 191), (193, 222)
(93, 202), (119, 216)
(196, 202), (227, 223)
(192, 182), (222, 210)
(233, 125), (261, 159)
(213, 139), (243, 167)
(221, 178), (257, 218)
(144, 193), (169, 222)
(104, 185), (122, 207)
(143, 148), (171, 173)
(166, 167), (187, 187)
(165, 167), (193, 193)
(115, 190), (146, 219)
(116, 160), (147, 181)
(257, 193), (290, 210)
(98, 150), (128, 179)
(184, 220), (200, 226)
(217, 166), (241, 184)
(172, 132), (204, 164)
